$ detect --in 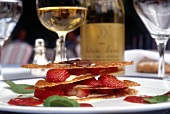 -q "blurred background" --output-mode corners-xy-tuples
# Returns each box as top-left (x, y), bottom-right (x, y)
(3, 0), (170, 63)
